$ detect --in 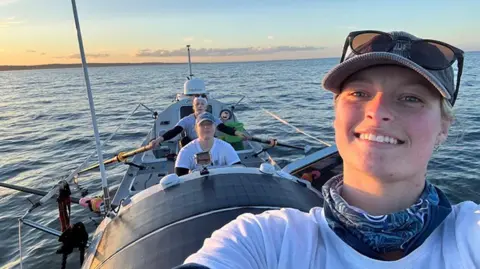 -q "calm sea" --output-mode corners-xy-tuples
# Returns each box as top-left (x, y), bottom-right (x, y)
(1, 54), (479, 268)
